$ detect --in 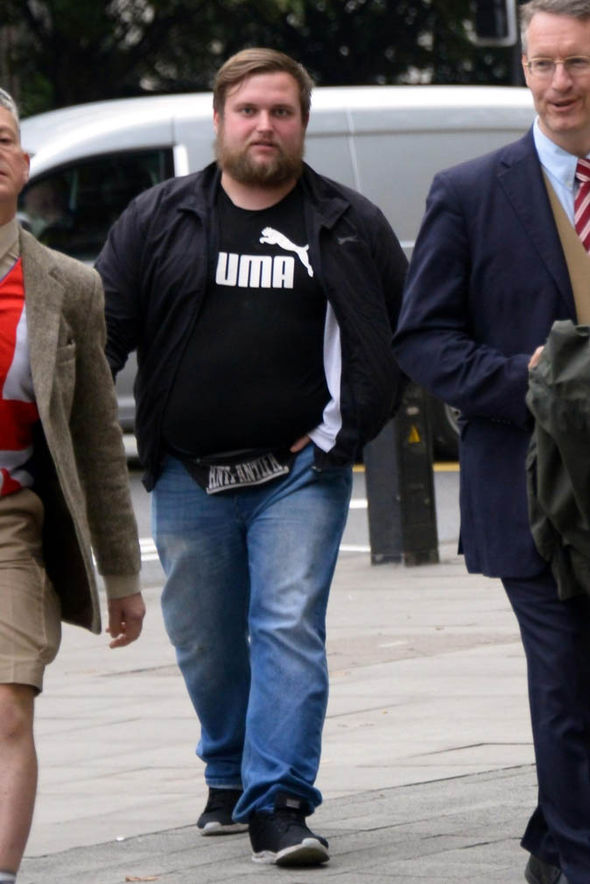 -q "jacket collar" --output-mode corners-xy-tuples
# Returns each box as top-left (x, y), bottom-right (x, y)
(0, 217), (19, 273)
(19, 228), (65, 410)
(299, 163), (350, 228)
(185, 162), (220, 213)
(497, 128), (575, 317)
(177, 161), (350, 229)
